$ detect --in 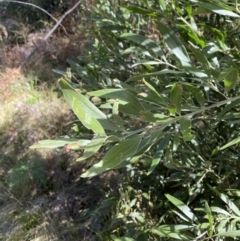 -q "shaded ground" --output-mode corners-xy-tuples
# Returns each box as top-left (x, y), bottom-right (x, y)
(0, 69), (121, 241)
